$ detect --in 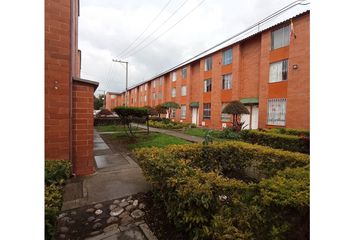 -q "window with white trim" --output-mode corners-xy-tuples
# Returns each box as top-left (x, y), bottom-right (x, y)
(221, 103), (232, 122)
(153, 80), (156, 88)
(181, 85), (187, 96)
(271, 25), (290, 50)
(204, 56), (212, 71)
(160, 76), (164, 85)
(182, 67), (187, 79)
(222, 74), (232, 89)
(171, 87), (176, 98)
(111, 95), (116, 99)
(152, 93), (156, 100)
(203, 103), (211, 119)
(269, 59), (288, 83)
(171, 71), (176, 82)
(180, 105), (186, 119)
(144, 95), (147, 102)
(144, 84), (148, 91)
(204, 79), (212, 92)
(267, 98), (286, 126)
(159, 92), (163, 99)
(222, 49), (232, 65)
(171, 108), (176, 118)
